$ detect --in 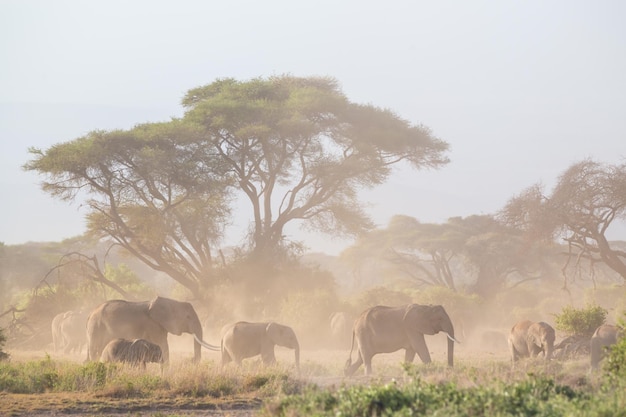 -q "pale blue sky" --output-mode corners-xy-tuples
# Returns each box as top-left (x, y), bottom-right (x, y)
(1, 0), (625, 253)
